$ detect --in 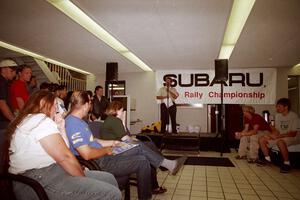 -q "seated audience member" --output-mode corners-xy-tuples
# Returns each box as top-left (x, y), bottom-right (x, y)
(235, 105), (272, 163)
(10, 65), (32, 112)
(39, 81), (50, 90)
(101, 101), (186, 173)
(65, 91), (152, 200)
(259, 98), (299, 173)
(64, 90), (74, 111)
(86, 90), (98, 121)
(101, 100), (177, 194)
(6, 90), (122, 200)
(27, 75), (38, 94)
(54, 85), (68, 117)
